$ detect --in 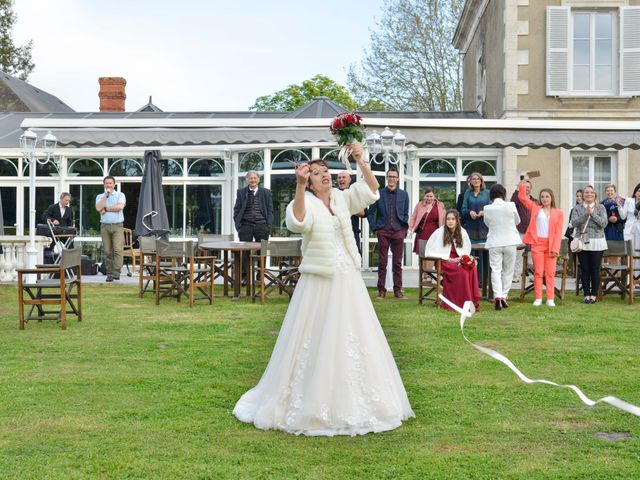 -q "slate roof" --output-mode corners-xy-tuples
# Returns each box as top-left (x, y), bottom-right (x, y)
(0, 71), (74, 113)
